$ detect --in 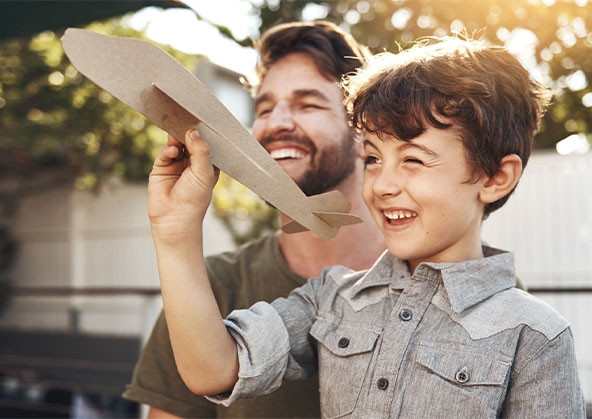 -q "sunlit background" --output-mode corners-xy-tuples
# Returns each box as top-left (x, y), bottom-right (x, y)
(1, 1), (591, 417)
